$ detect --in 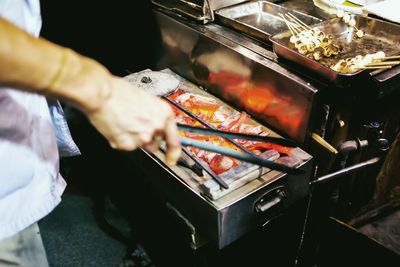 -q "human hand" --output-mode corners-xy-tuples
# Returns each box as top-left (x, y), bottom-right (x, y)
(35, 47), (181, 165)
(85, 76), (181, 165)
